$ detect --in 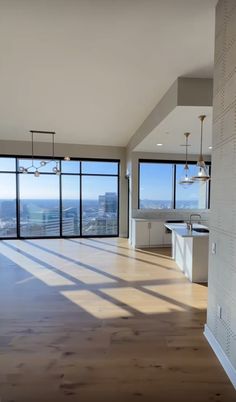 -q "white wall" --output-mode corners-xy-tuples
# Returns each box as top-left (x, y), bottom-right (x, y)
(0, 140), (128, 237)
